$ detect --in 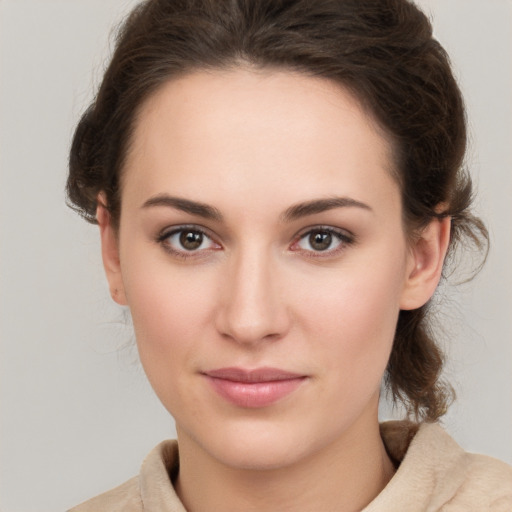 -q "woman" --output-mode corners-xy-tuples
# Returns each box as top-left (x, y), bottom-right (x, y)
(67, 0), (512, 510)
